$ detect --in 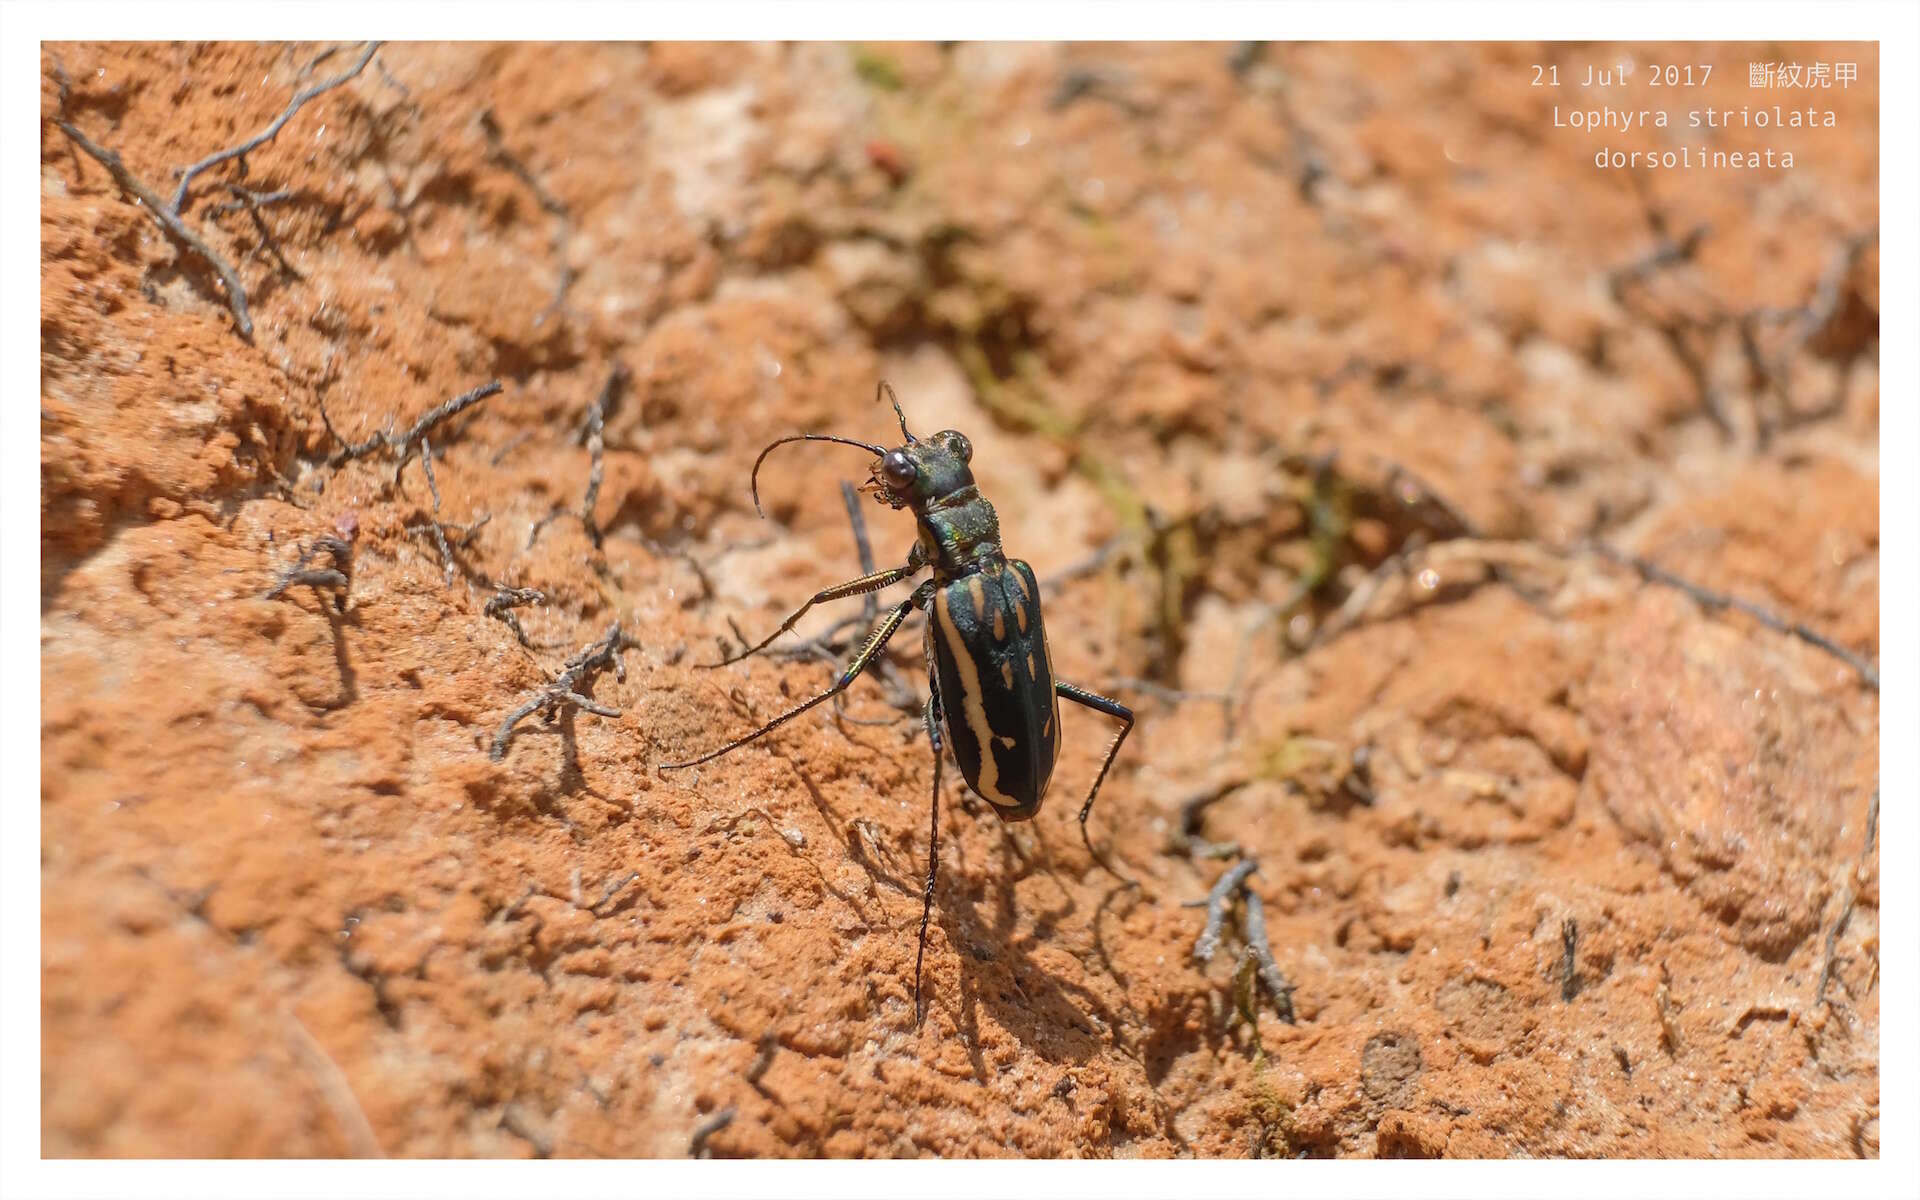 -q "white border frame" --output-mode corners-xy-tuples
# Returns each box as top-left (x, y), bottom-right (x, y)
(7, 3), (1912, 1197)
